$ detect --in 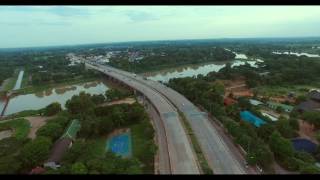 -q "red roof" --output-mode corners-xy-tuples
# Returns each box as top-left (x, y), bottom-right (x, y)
(30, 167), (46, 174)
(224, 97), (237, 106)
